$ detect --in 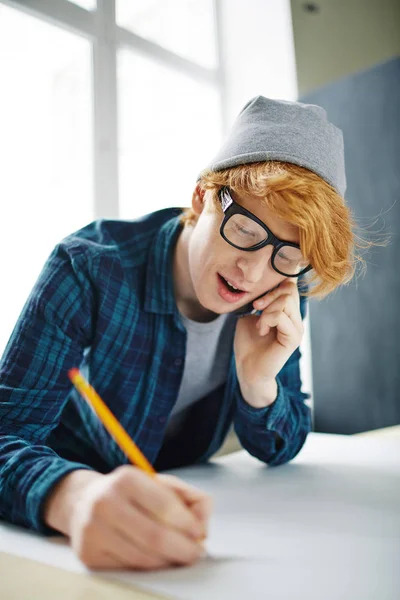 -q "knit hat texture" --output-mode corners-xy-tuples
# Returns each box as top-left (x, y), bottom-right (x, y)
(200, 95), (346, 196)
